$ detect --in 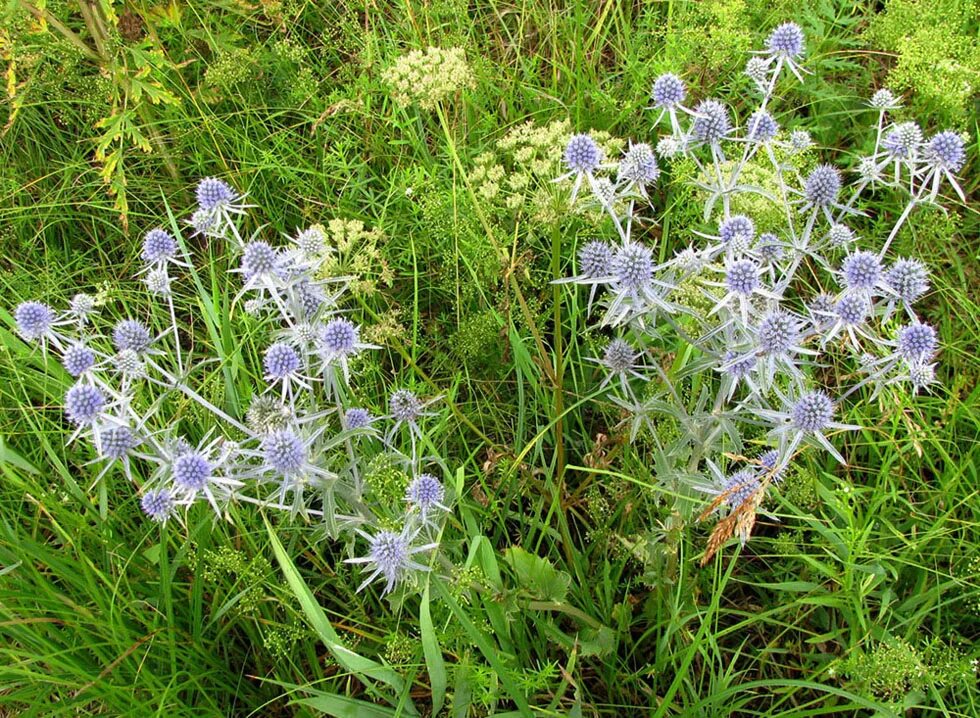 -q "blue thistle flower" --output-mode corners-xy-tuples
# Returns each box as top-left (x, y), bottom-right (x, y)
(757, 310), (799, 355)
(882, 122), (922, 160)
(791, 391), (834, 432)
(63, 343), (96, 377)
(925, 131), (966, 172)
(747, 110), (778, 142)
(344, 408), (372, 430)
(294, 279), (325, 317)
(618, 142), (660, 188)
(264, 342), (300, 379)
(834, 294), (870, 326)
(602, 338), (637, 374)
(827, 224), (856, 248)
(65, 383), (105, 425)
(722, 468), (761, 508)
(651, 73), (686, 108)
(15, 301), (55, 341)
(578, 240), (614, 279)
(320, 318), (359, 356)
(869, 89), (900, 110)
(766, 22), (805, 59)
(692, 99), (731, 144)
(190, 208), (218, 236)
(196, 177), (237, 211)
(241, 241), (279, 280)
(113, 319), (152, 355)
(612, 243), (654, 291)
(389, 389), (423, 424)
(725, 259), (760, 295)
(69, 293), (97, 322)
(841, 251), (883, 293)
(886, 259), (929, 304)
(897, 322), (937, 361)
(141, 228), (177, 264)
(719, 215), (756, 245)
(346, 527), (435, 594)
(101, 426), (137, 460)
(262, 429), (307, 476)
(788, 130), (812, 152)
(804, 165), (841, 207)
(756, 233), (784, 262)
(141, 489), (175, 522)
(406, 473), (446, 519)
(172, 452), (213, 491)
(564, 134), (604, 173)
